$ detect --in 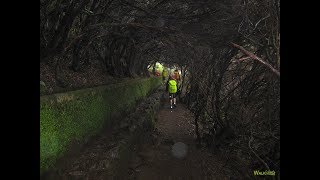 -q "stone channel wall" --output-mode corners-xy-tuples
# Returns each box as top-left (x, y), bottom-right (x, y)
(40, 77), (162, 174)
